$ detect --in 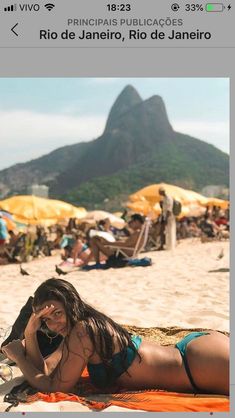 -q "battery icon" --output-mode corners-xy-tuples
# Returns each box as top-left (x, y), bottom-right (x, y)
(206, 3), (225, 12)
